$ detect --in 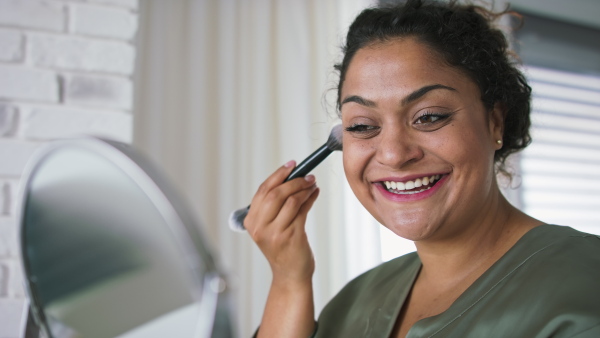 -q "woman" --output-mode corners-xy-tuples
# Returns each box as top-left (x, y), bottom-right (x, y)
(245, 1), (600, 337)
